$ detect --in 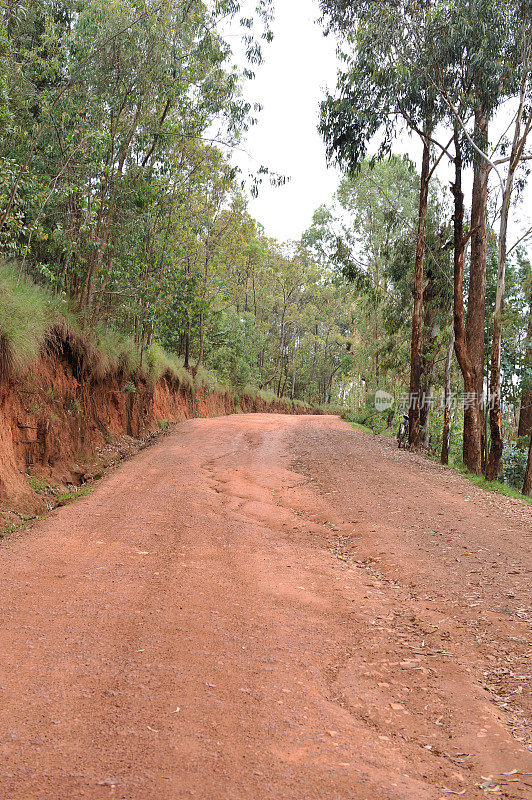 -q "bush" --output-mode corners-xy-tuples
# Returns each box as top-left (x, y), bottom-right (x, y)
(144, 344), (192, 388)
(502, 441), (528, 489)
(0, 262), (56, 375)
(194, 364), (228, 393)
(96, 327), (141, 377)
(346, 402), (392, 434)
